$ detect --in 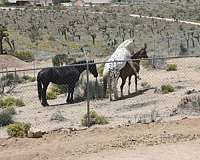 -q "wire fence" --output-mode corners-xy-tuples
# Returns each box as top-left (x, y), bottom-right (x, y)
(1, 55), (200, 129)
